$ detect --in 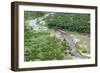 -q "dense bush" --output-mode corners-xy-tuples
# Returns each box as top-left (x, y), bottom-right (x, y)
(43, 13), (90, 33)
(24, 31), (67, 61)
(24, 11), (90, 33)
